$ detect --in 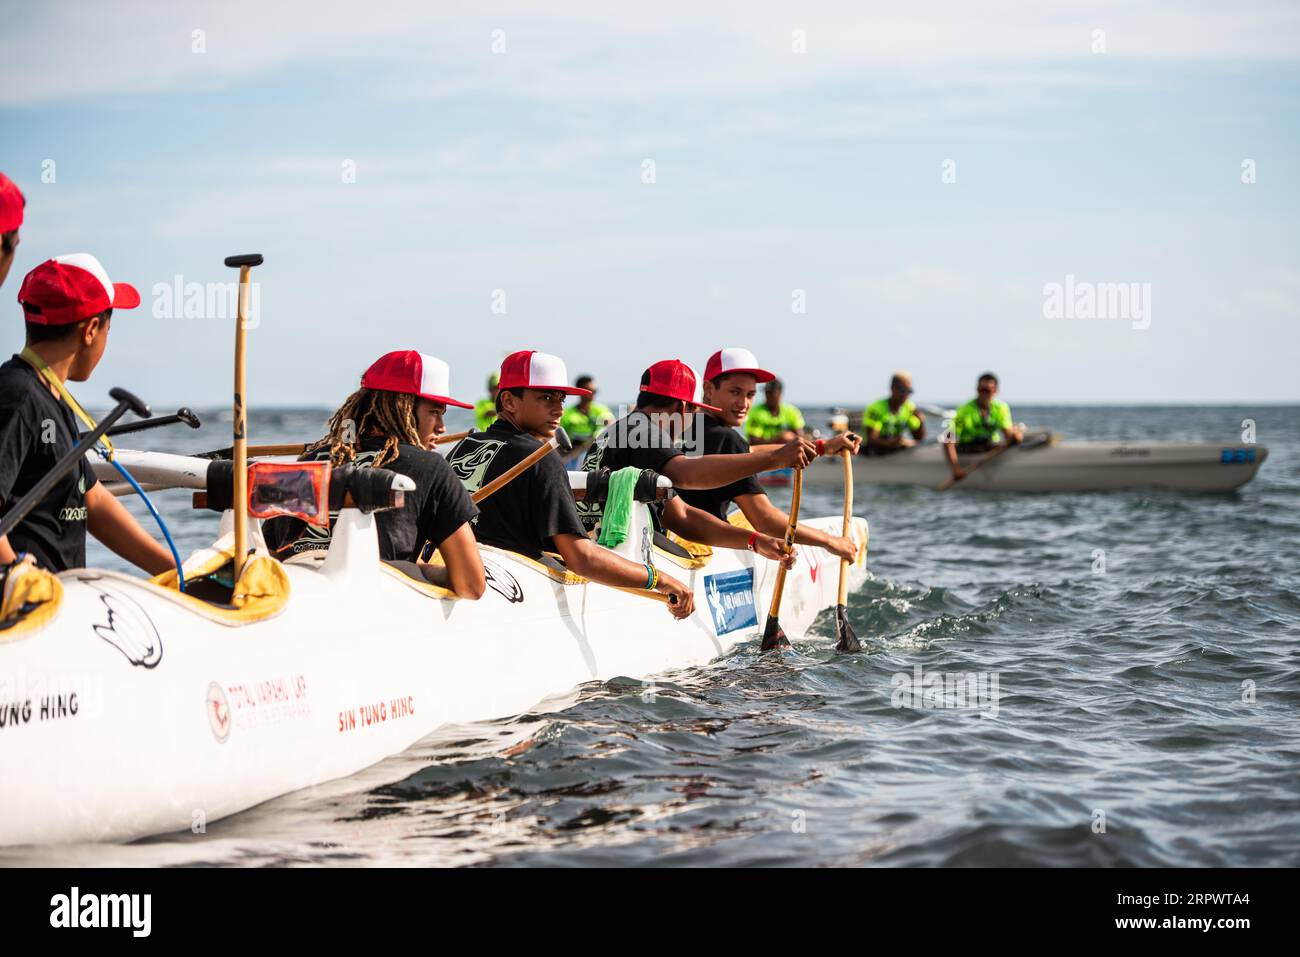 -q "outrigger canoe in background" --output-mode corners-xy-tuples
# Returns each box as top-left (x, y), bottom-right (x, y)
(0, 455), (867, 847)
(760, 438), (1268, 493)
